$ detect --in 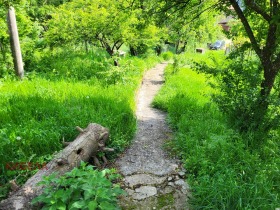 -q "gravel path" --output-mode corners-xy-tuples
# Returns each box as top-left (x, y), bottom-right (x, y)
(116, 63), (189, 210)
